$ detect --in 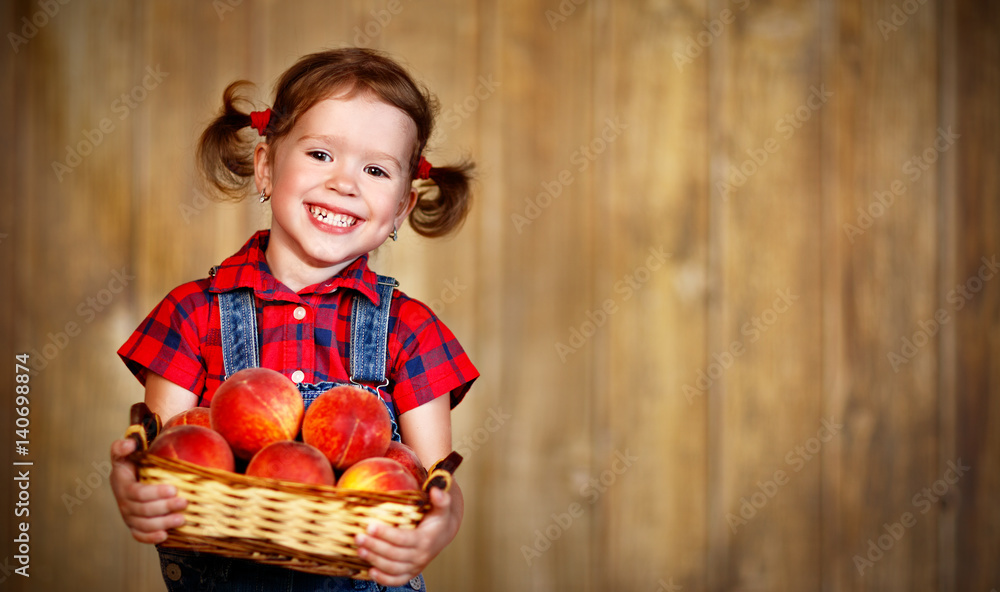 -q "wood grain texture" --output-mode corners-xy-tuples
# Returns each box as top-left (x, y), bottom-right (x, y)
(486, 1), (599, 589)
(950, 1), (1000, 589)
(599, 1), (710, 589)
(1, 1), (998, 591)
(1, 1), (21, 591)
(826, 0), (942, 589)
(711, 1), (825, 589)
